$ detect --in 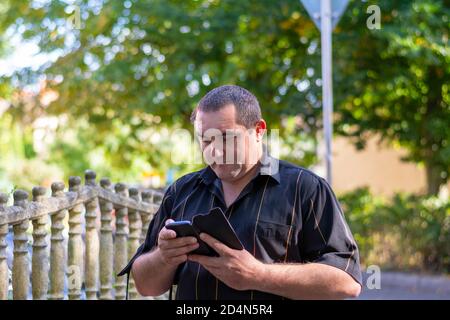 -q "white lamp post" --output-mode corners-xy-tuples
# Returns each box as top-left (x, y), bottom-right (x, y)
(300, 0), (349, 185)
